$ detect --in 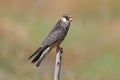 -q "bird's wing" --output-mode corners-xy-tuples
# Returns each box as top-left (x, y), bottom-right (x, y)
(42, 19), (70, 47)
(41, 27), (66, 47)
